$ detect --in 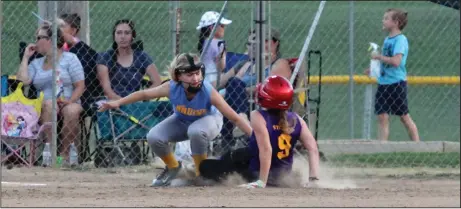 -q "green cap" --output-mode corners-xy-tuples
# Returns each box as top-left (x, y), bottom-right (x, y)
(266, 27), (281, 41)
